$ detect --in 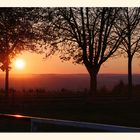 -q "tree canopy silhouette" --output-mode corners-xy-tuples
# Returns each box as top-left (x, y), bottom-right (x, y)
(0, 8), (41, 96)
(43, 7), (125, 98)
(116, 8), (140, 98)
